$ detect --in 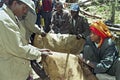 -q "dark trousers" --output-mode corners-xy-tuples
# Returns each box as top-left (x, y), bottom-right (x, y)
(42, 11), (52, 33)
(107, 58), (120, 80)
